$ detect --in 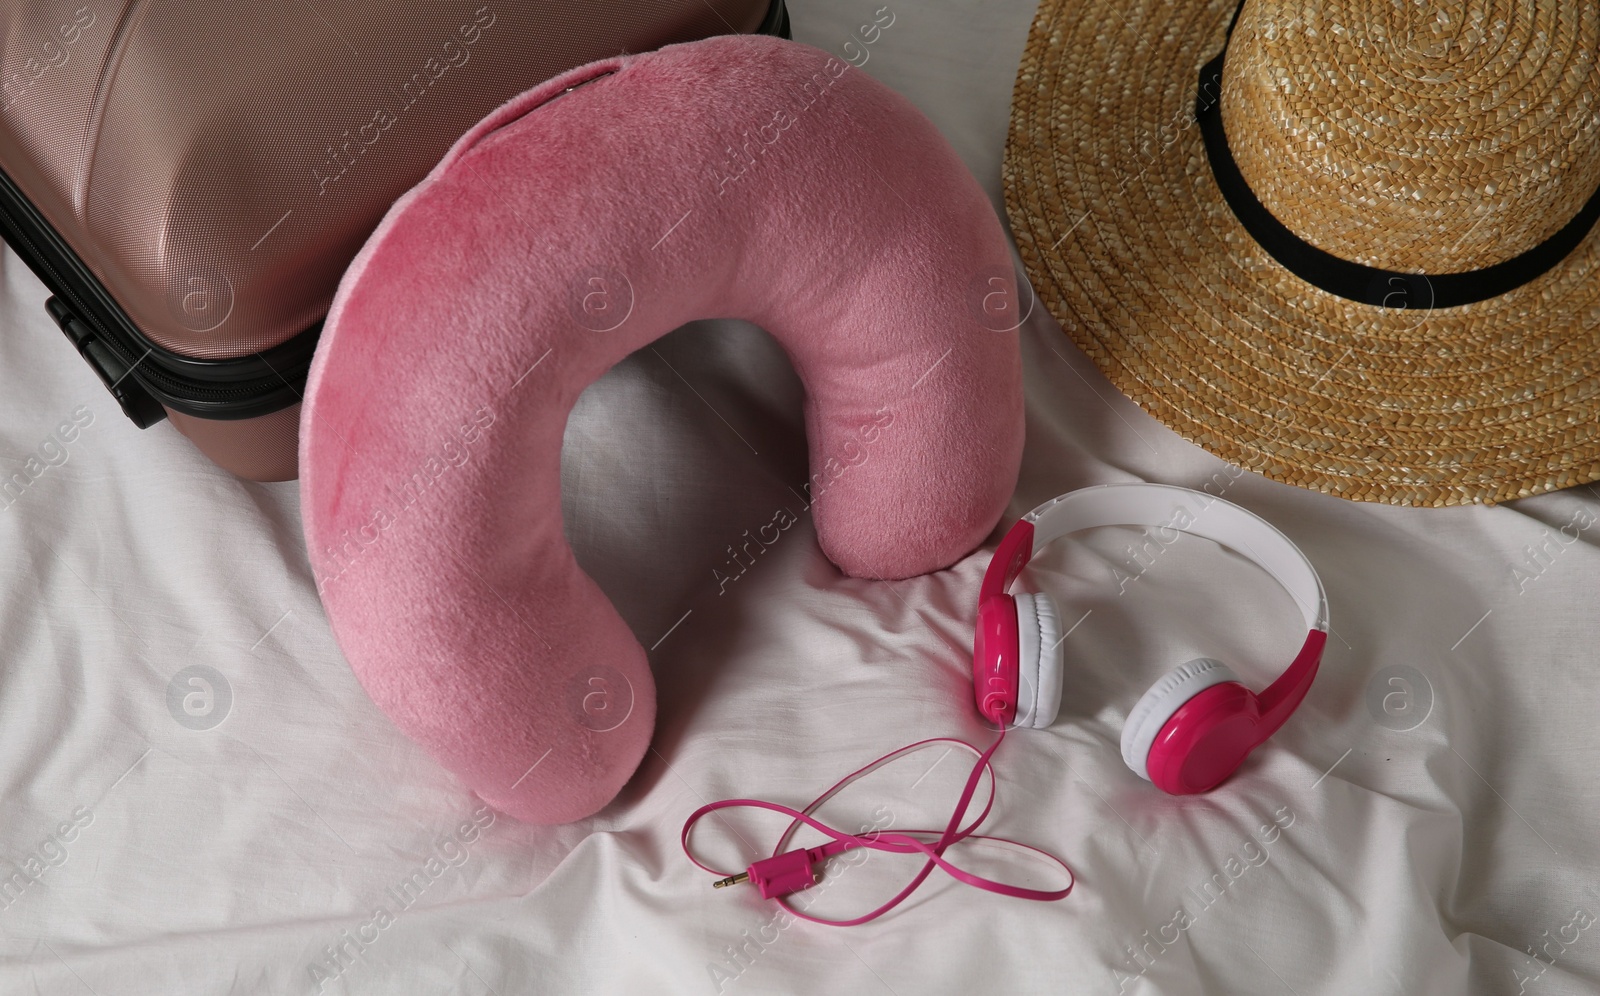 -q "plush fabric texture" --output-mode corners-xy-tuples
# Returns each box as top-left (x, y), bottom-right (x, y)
(299, 34), (1023, 824)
